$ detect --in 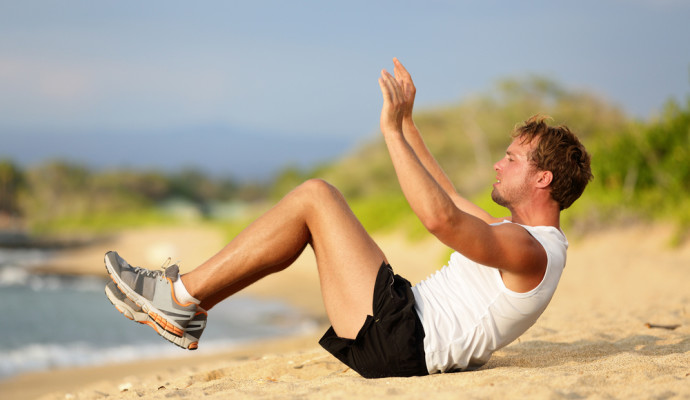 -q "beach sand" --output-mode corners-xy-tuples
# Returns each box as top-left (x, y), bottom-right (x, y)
(2, 223), (688, 399)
